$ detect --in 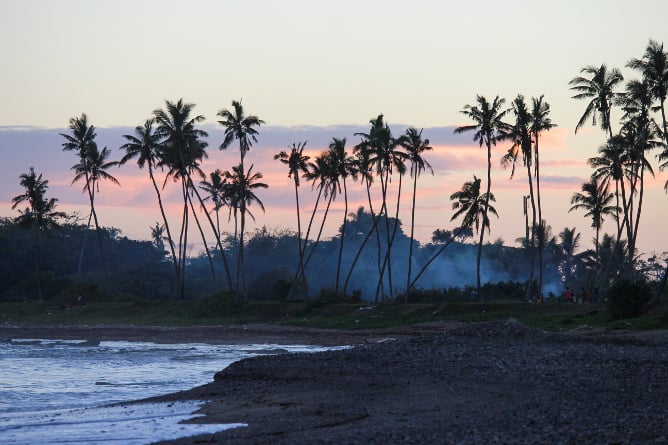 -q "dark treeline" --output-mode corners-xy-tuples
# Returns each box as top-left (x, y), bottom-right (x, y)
(3, 39), (668, 304)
